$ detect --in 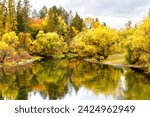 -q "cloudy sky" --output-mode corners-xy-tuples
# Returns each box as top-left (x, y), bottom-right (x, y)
(30, 0), (150, 28)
